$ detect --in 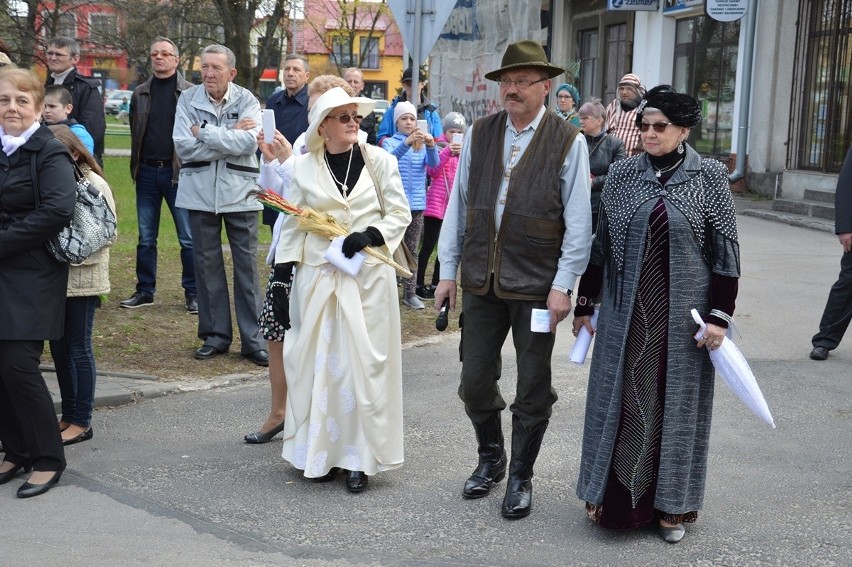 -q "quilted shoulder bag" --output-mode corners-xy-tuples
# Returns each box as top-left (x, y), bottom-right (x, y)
(31, 149), (117, 264)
